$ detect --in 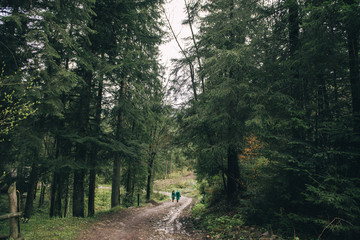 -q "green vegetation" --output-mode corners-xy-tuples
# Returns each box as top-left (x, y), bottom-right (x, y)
(0, 193), (94, 239)
(1, 0), (359, 240)
(193, 205), (245, 240)
(20, 213), (93, 240)
(172, 0), (360, 239)
(154, 170), (199, 198)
